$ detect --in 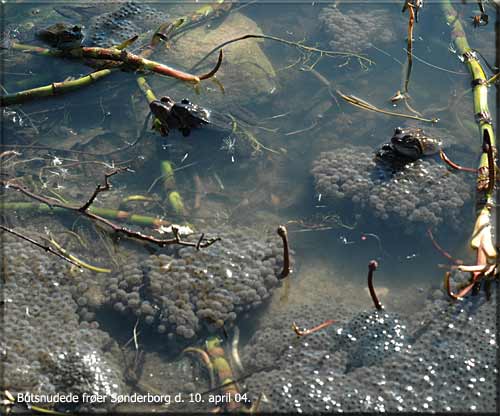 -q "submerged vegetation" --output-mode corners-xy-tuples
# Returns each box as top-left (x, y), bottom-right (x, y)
(0, 0), (498, 414)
